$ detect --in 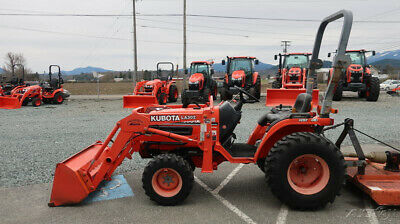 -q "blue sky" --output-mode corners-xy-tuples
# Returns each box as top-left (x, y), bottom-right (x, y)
(0, 0), (399, 72)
